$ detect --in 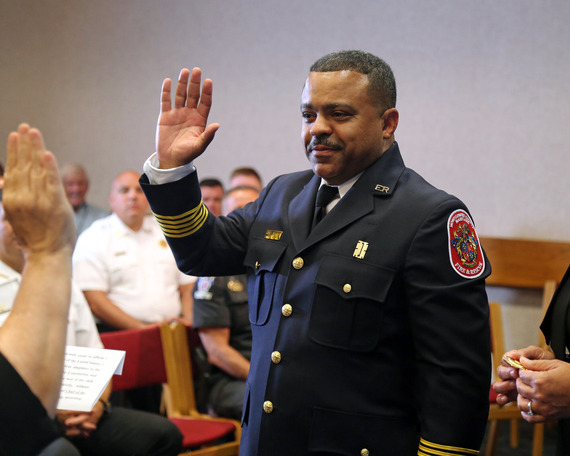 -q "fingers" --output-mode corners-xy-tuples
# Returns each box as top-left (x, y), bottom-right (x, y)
(161, 78), (173, 113)
(516, 395), (545, 422)
(6, 132), (18, 172)
(169, 67), (213, 115)
(497, 364), (519, 381)
(196, 77), (214, 119)
(5, 124), (45, 199)
(175, 68), (191, 109)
